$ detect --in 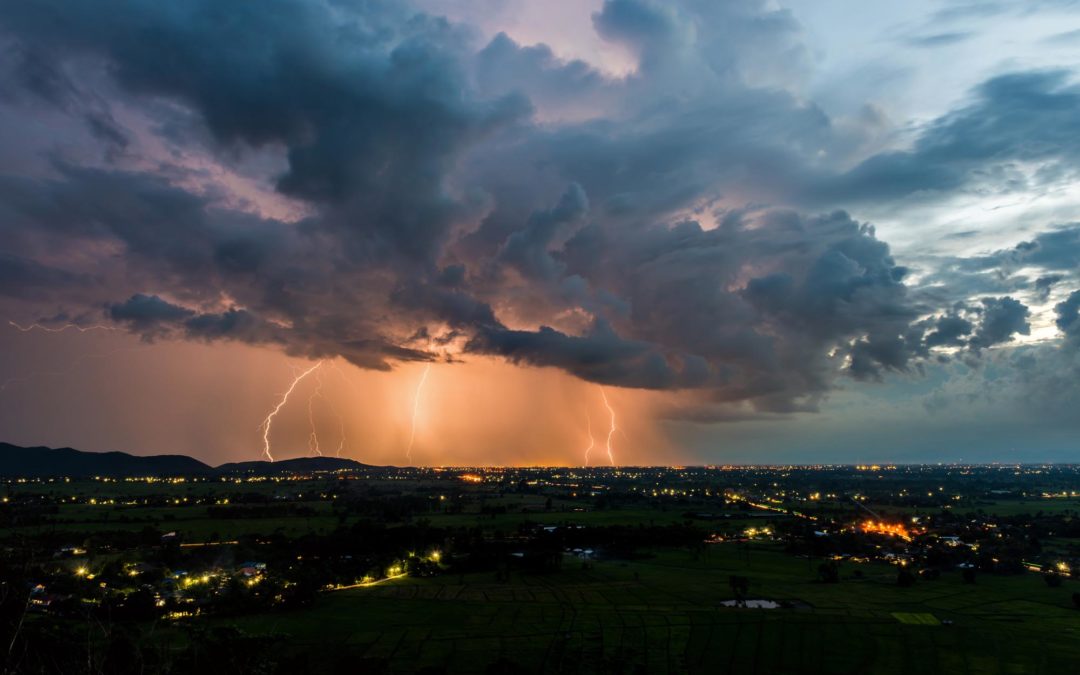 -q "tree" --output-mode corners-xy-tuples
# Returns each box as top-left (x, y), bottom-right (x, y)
(101, 628), (143, 675)
(817, 562), (840, 583)
(896, 566), (916, 587)
(728, 575), (750, 600)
